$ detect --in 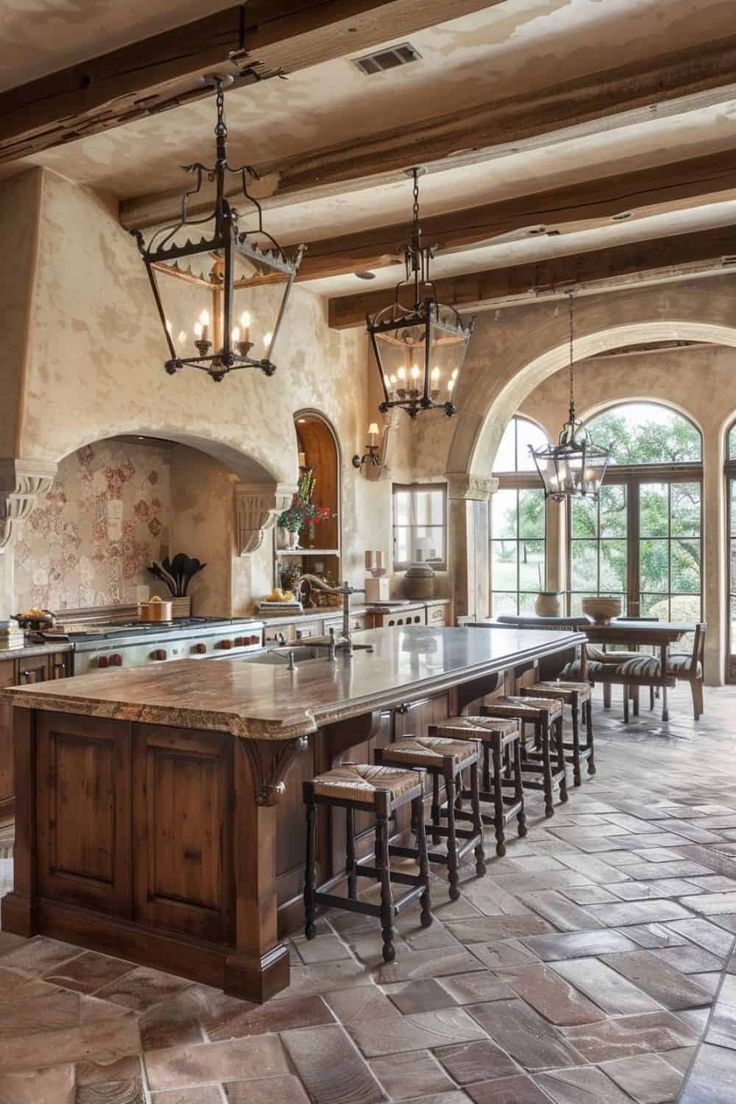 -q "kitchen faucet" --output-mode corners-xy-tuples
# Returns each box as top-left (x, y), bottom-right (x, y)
(297, 575), (372, 657)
